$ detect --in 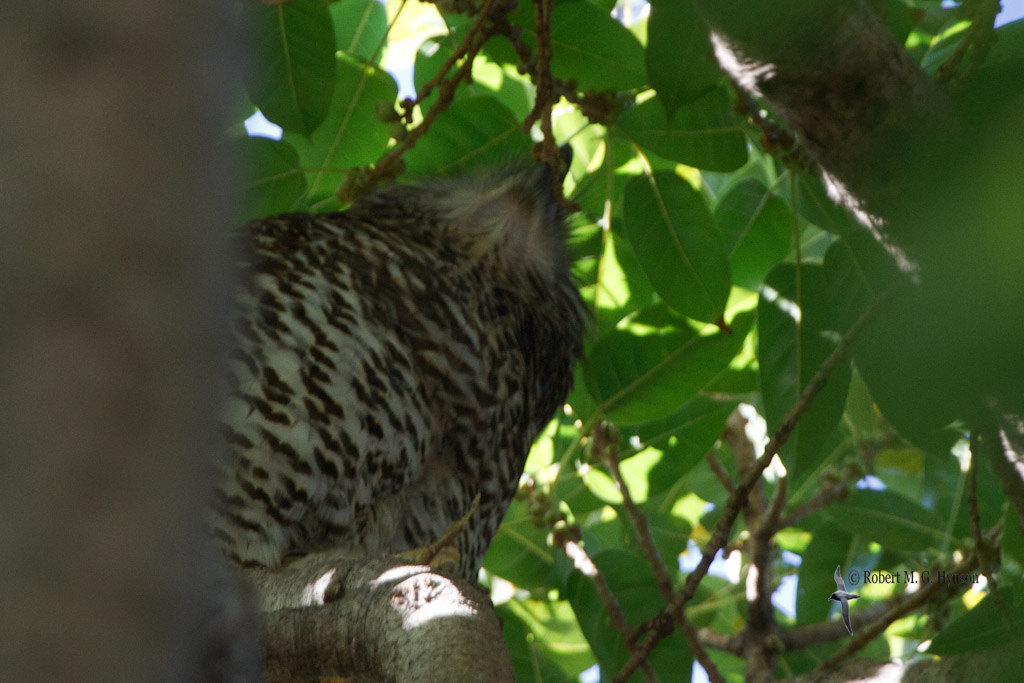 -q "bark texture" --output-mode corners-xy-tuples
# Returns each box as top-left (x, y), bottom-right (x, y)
(248, 553), (515, 682)
(696, 0), (953, 261)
